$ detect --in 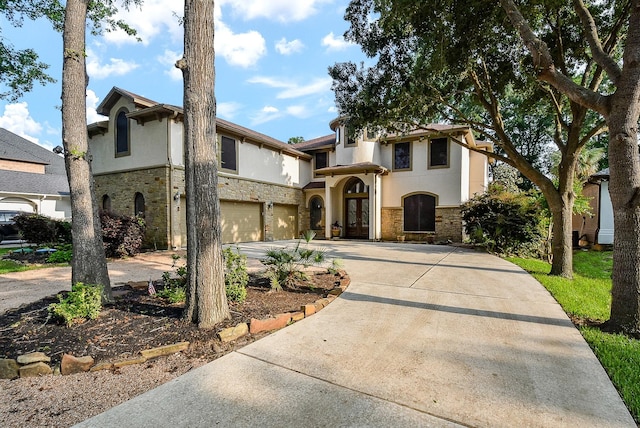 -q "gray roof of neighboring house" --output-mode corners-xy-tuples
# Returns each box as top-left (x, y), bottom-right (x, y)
(591, 168), (610, 180)
(292, 134), (335, 152)
(0, 128), (69, 196)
